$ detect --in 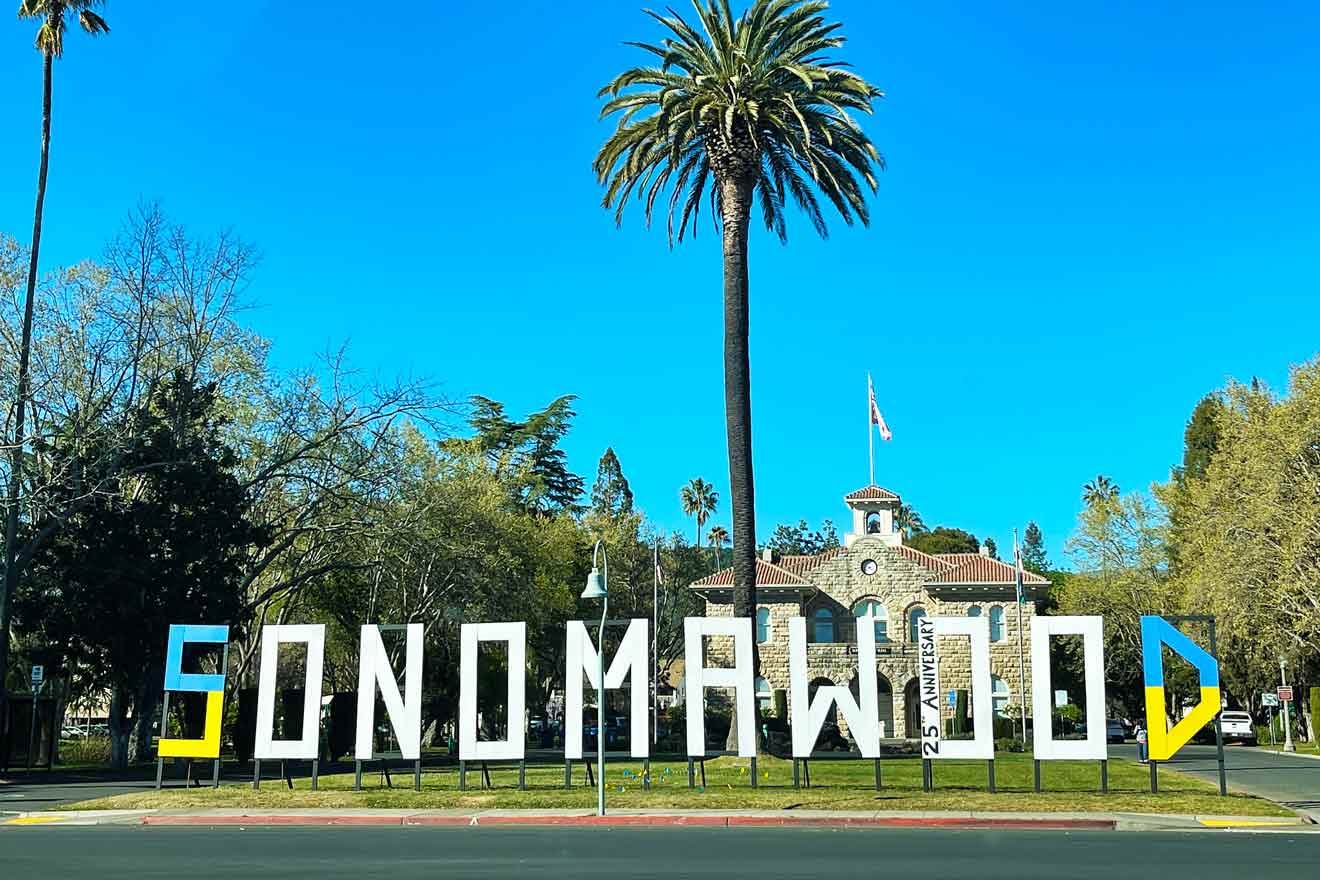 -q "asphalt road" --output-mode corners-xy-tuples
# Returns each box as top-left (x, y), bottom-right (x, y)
(1111, 743), (1320, 817)
(0, 769), (159, 811)
(0, 827), (1317, 879)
